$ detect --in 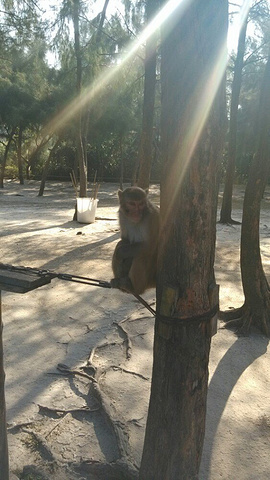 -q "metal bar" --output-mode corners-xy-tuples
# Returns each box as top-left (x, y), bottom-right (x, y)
(0, 263), (155, 316)
(56, 273), (111, 288)
(0, 264), (111, 289)
(132, 293), (156, 316)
